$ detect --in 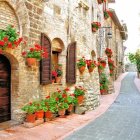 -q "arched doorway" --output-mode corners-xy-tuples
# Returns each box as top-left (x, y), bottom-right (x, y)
(0, 55), (11, 123)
